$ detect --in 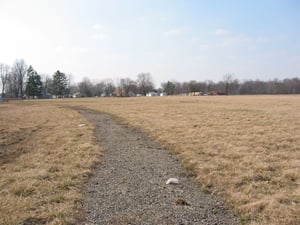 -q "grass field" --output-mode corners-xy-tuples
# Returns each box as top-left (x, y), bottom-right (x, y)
(0, 95), (299, 225)
(0, 102), (101, 224)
